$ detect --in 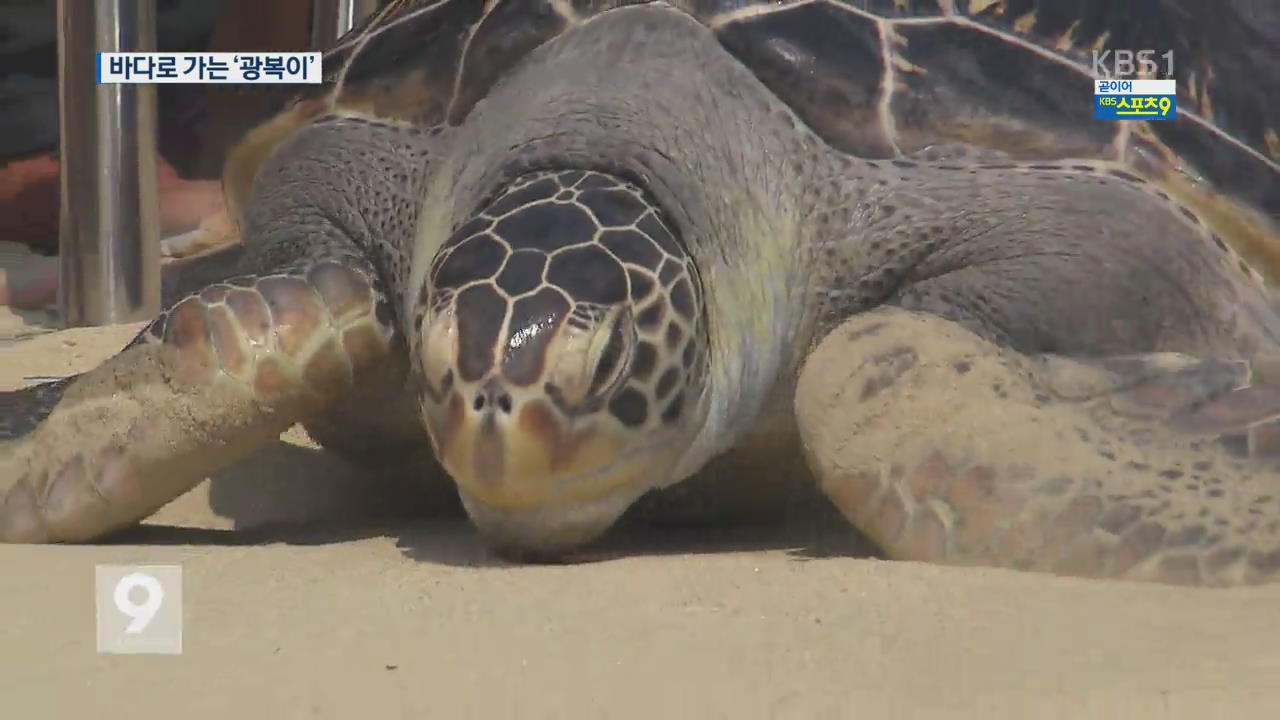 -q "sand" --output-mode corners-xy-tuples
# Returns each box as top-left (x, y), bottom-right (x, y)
(3, 321), (1280, 719)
